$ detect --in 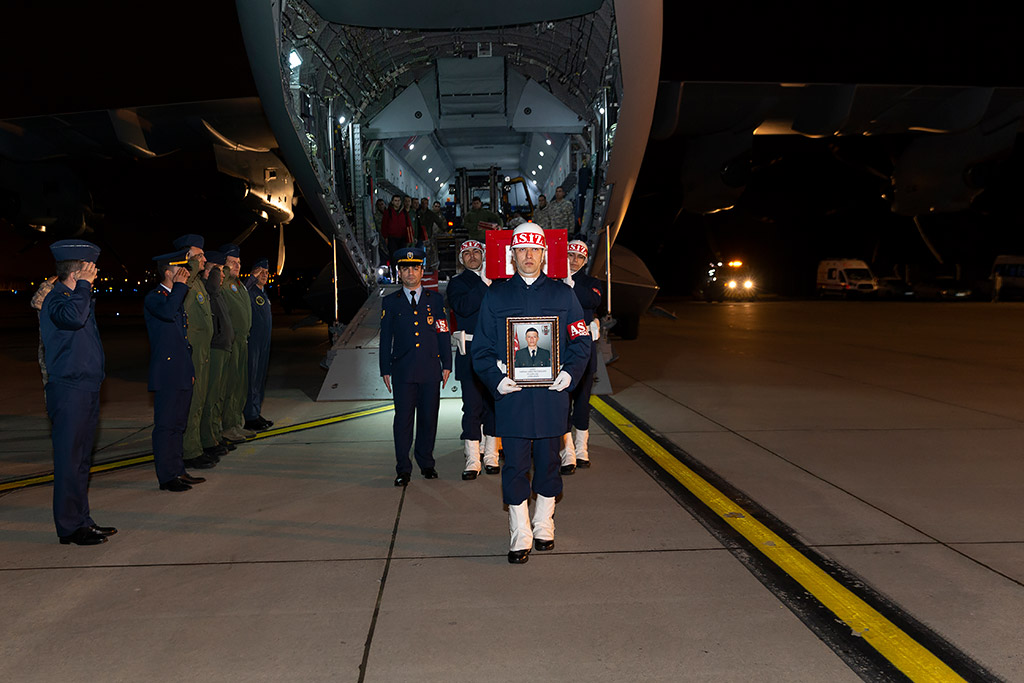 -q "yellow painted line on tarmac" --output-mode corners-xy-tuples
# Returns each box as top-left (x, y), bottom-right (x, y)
(0, 404), (394, 493)
(590, 395), (966, 683)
